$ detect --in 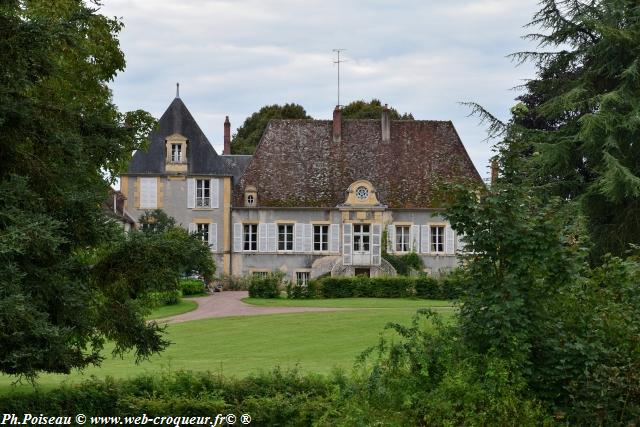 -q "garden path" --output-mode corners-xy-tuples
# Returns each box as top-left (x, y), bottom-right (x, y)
(161, 291), (344, 323)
